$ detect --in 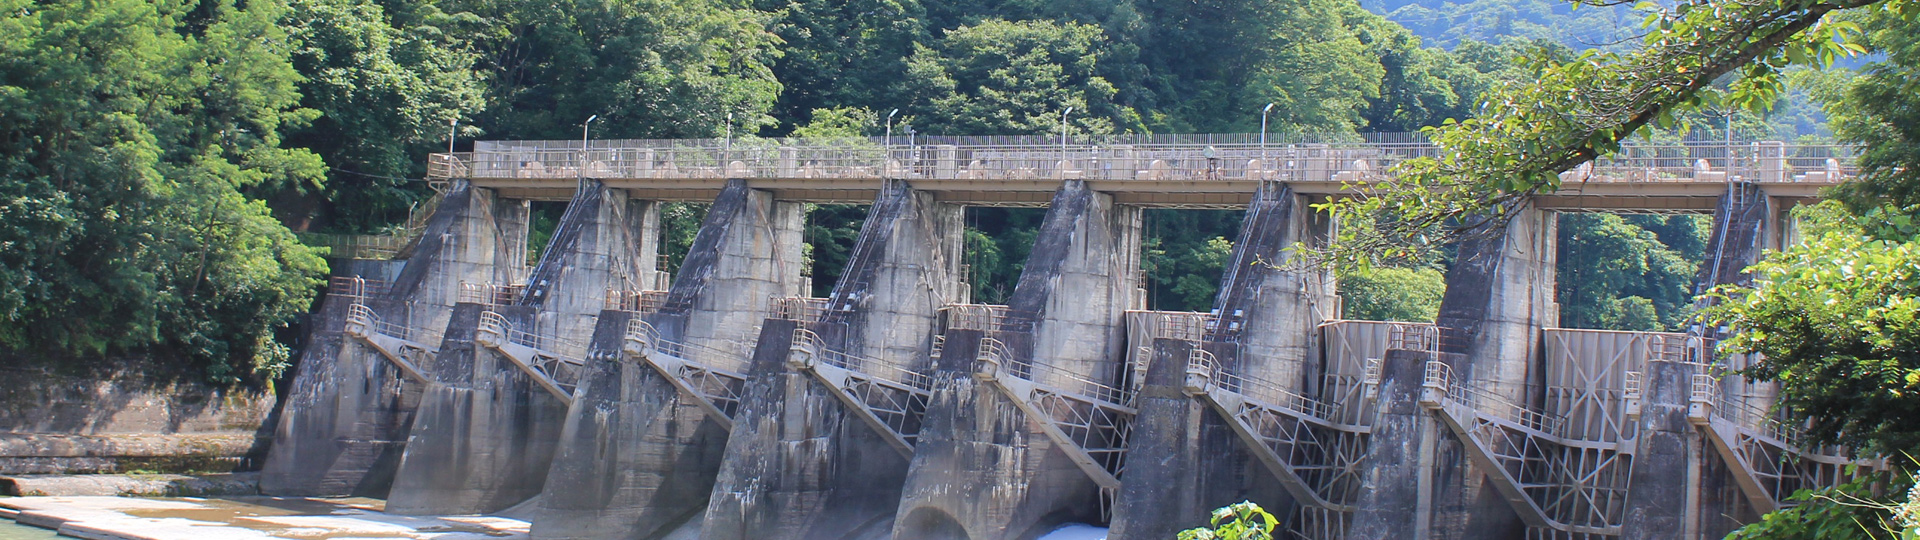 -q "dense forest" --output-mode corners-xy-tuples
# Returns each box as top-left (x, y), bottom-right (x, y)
(0, 0), (1851, 382)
